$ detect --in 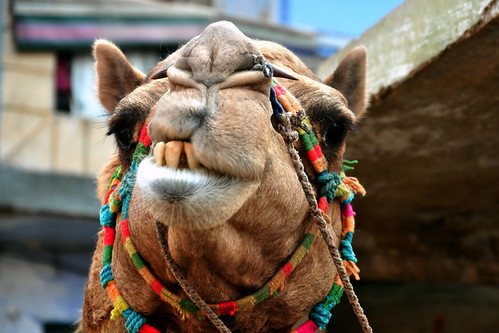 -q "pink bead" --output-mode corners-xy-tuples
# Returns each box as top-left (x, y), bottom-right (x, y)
(342, 203), (356, 217)
(295, 319), (319, 333)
